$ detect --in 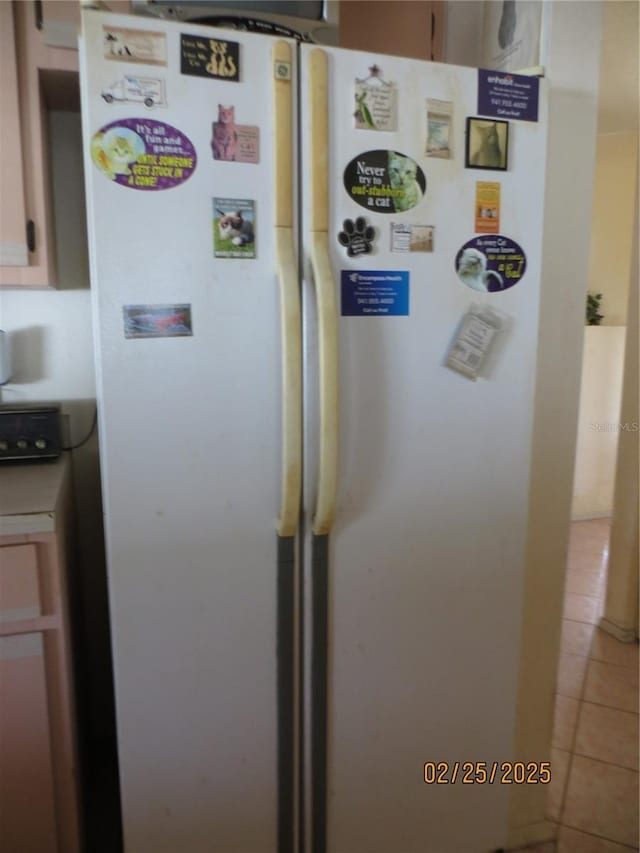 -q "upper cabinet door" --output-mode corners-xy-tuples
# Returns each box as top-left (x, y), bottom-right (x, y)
(0, 1), (79, 288)
(0, 2), (28, 268)
(339, 0), (446, 61)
